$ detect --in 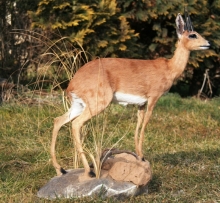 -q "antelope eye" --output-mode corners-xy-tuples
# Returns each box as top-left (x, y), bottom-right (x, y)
(188, 34), (198, 39)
